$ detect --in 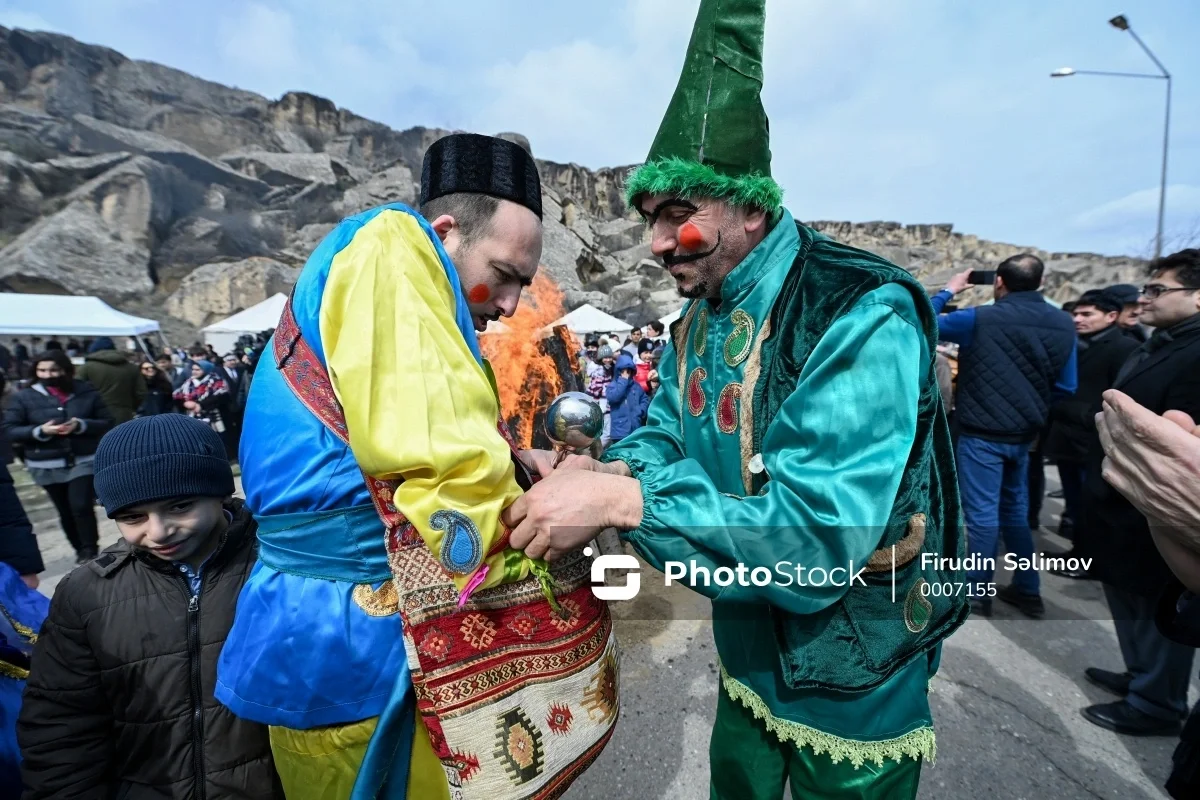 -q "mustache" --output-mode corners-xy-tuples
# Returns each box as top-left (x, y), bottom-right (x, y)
(663, 231), (721, 267)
